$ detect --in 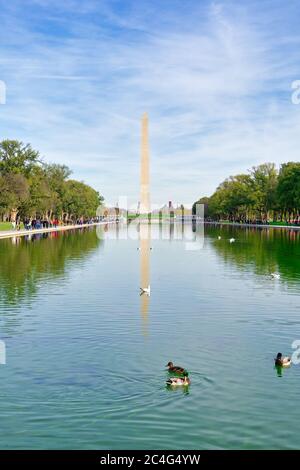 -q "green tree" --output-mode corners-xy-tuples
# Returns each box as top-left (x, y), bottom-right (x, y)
(0, 173), (29, 218)
(19, 166), (52, 219)
(194, 163), (281, 222)
(250, 163), (278, 220)
(277, 162), (300, 220)
(44, 163), (72, 218)
(0, 139), (104, 222)
(63, 180), (102, 220)
(0, 140), (40, 176)
(208, 174), (255, 221)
